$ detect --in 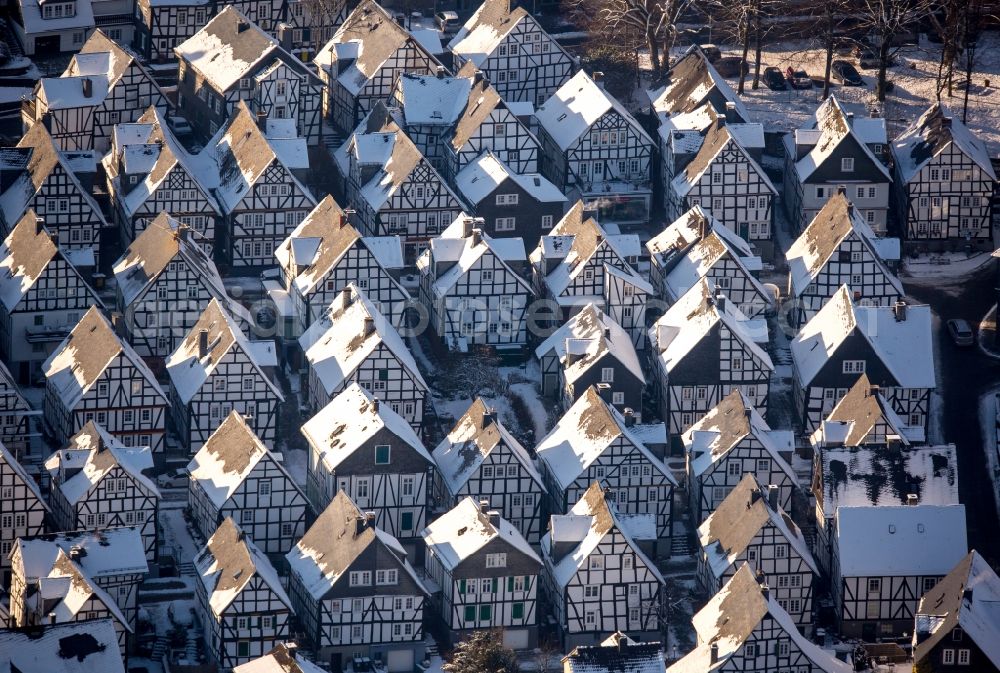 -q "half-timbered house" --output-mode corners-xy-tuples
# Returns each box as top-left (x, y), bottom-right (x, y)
(913, 550), (1000, 672)
(167, 298), (284, 450)
(285, 491), (429, 673)
(540, 482), (665, 649)
(448, 0), (574, 105)
(563, 632), (665, 673)
(530, 204), (650, 347)
(893, 103), (997, 251)
(683, 390), (797, 525)
(697, 474), (818, 629)
(417, 217), (532, 352)
(274, 195), (410, 337)
(23, 30), (168, 153)
(103, 107), (221, 251)
(783, 96), (891, 234)
(301, 383), (432, 551)
(0, 210), (103, 383)
(535, 71), (654, 224)
(0, 361), (32, 453)
(113, 212), (241, 359)
(134, 0), (211, 63)
(0, 619), (125, 673)
(0, 124), (108, 264)
(667, 119), (777, 259)
(299, 284), (427, 428)
(336, 104), (465, 262)
(0, 443), (48, 586)
(195, 517), (294, 669)
(790, 286), (935, 434)
(188, 410), (307, 555)
(536, 386), (675, 546)
(534, 303), (644, 415)
(454, 151), (565, 249)
(12, 0), (95, 56)
(832, 504), (967, 639)
(808, 372), (922, 449)
(432, 398), (546, 546)
(646, 205), (770, 319)
(649, 279), (773, 438)
(422, 497), (542, 649)
(667, 564), (853, 673)
(235, 643), (330, 673)
(43, 307), (169, 454)
(45, 421), (161, 560)
(390, 70), (475, 171)
(175, 6), (323, 143)
(316, 0), (440, 134)
(787, 191), (904, 328)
